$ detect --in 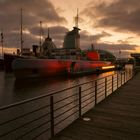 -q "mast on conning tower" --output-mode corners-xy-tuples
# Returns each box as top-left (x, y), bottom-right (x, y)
(75, 8), (79, 28)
